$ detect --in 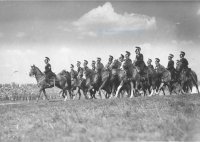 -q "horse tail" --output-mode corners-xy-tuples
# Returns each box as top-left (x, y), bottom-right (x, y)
(190, 70), (199, 94)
